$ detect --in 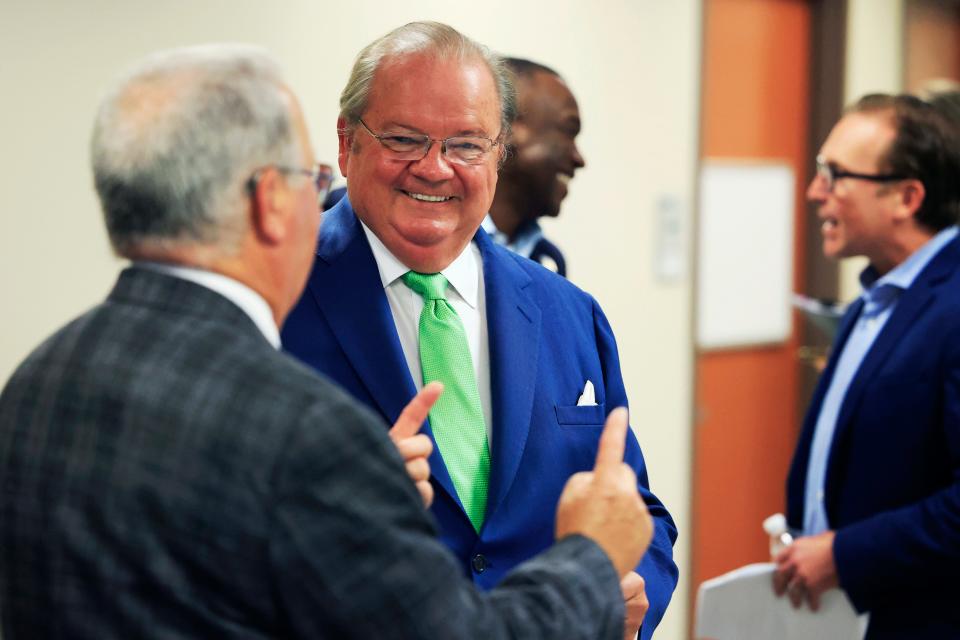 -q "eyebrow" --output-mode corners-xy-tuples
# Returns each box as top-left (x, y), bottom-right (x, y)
(377, 121), (425, 134)
(824, 158), (853, 171)
(378, 120), (493, 138)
